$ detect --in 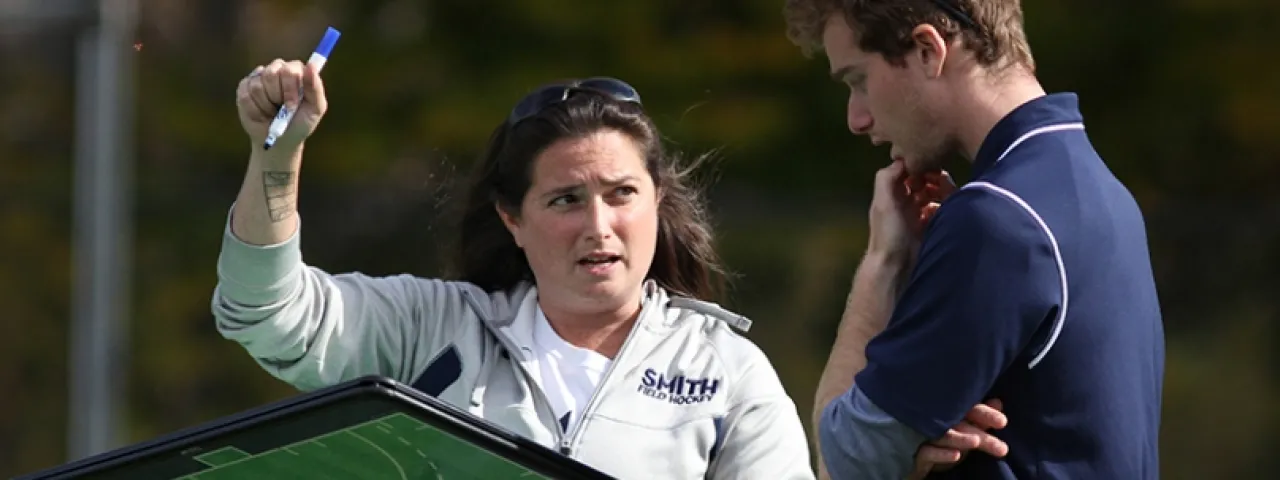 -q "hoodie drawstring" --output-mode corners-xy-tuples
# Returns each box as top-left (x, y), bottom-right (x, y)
(468, 344), (499, 410)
